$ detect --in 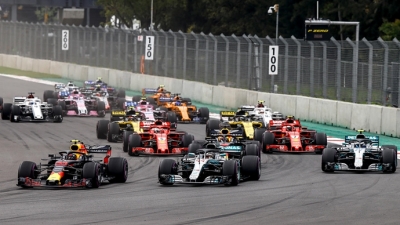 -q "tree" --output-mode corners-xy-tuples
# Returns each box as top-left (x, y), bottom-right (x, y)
(35, 7), (59, 23)
(379, 19), (400, 40)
